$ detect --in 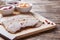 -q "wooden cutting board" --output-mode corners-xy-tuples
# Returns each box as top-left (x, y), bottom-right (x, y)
(0, 11), (56, 40)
